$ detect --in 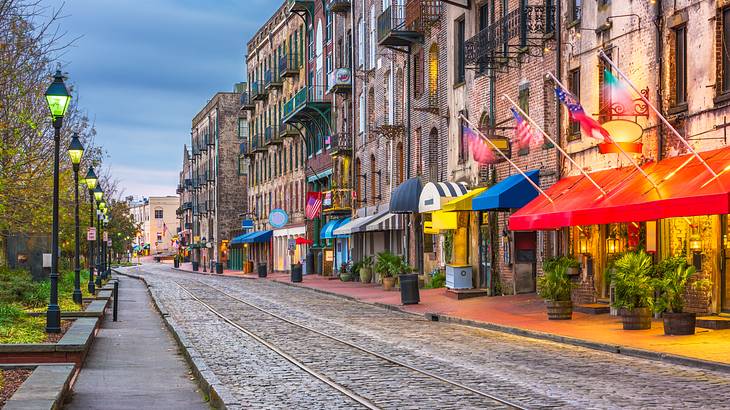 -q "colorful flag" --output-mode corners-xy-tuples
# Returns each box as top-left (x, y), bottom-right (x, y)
(305, 192), (322, 220)
(555, 85), (612, 143)
(463, 124), (496, 164)
(603, 69), (634, 114)
(510, 108), (542, 149)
